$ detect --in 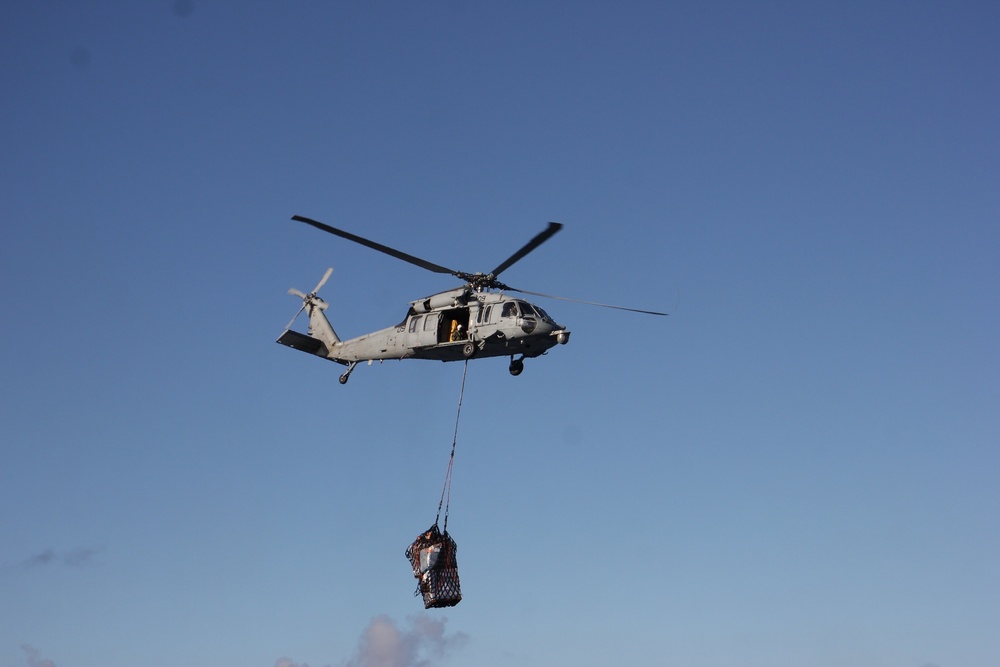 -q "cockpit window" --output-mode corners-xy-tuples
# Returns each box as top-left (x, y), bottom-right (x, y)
(533, 304), (553, 322)
(517, 301), (553, 322)
(502, 301), (518, 318)
(517, 301), (536, 317)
